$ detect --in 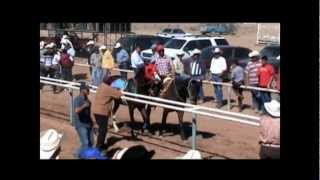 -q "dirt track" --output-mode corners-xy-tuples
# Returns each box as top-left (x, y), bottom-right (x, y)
(40, 62), (261, 159)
